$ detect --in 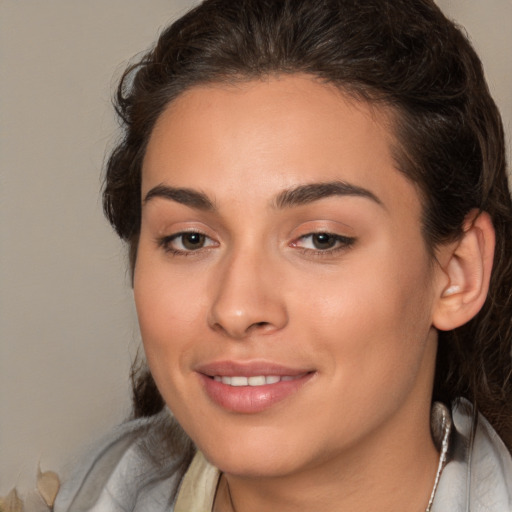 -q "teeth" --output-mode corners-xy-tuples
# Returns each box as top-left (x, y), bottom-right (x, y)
(230, 376), (248, 387)
(248, 376), (266, 386)
(213, 375), (299, 386)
